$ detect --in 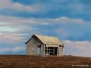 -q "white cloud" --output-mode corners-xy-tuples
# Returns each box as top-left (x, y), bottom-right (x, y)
(0, 46), (25, 53)
(40, 22), (50, 25)
(54, 17), (85, 24)
(0, 15), (51, 34)
(0, 0), (37, 12)
(0, 26), (20, 32)
(3, 35), (21, 41)
(55, 16), (69, 20)
(0, 34), (26, 44)
(0, 15), (44, 26)
(12, 46), (25, 52)
(0, 15), (91, 44)
(0, 15), (88, 27)
(0, 14), (57, 31)
(63, 40), (91, 57)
